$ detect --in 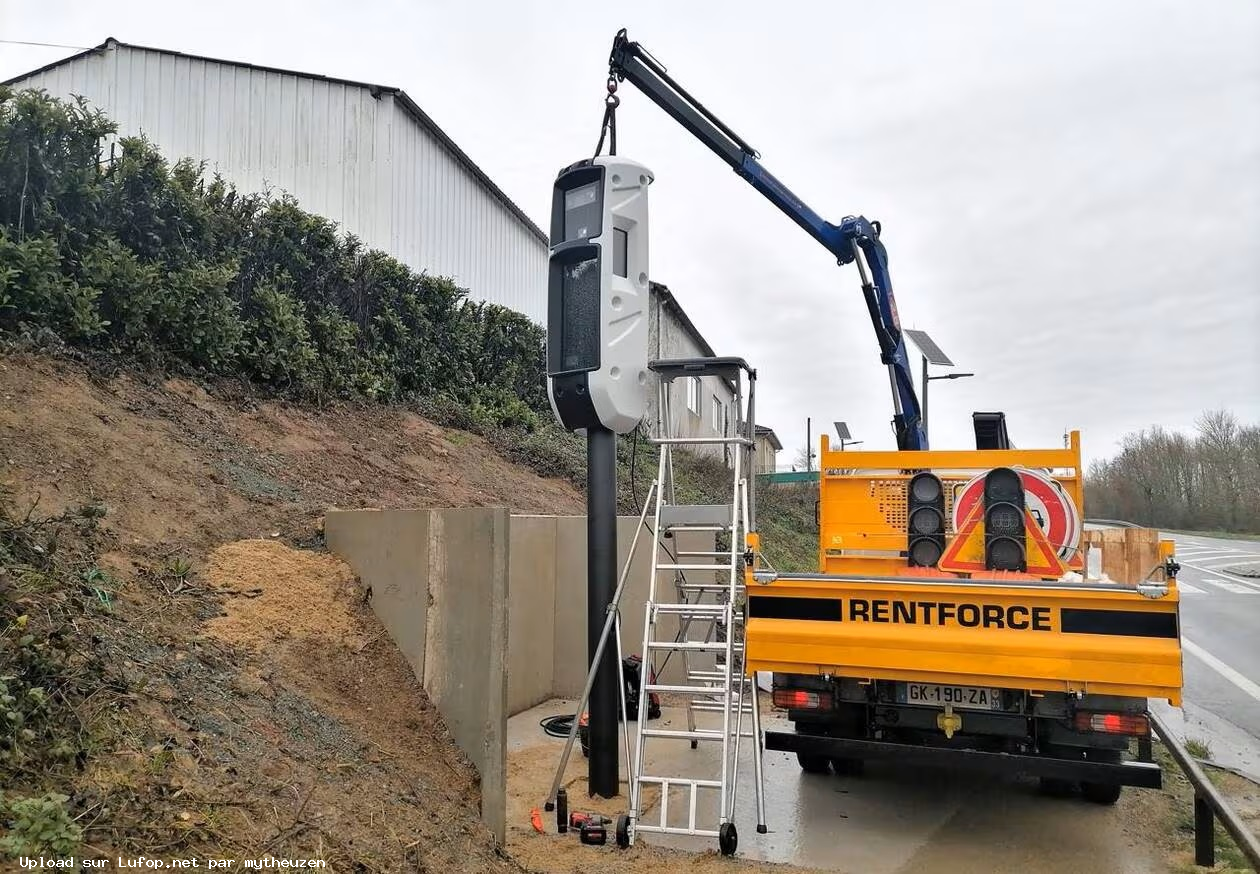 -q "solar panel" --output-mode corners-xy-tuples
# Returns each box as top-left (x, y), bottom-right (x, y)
(834, 421), (851, 440)
(904, 329), (954, 366)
